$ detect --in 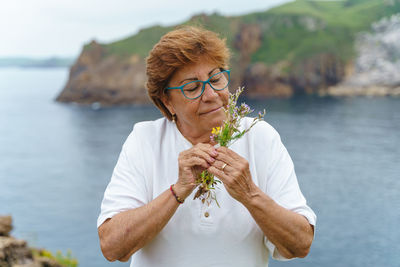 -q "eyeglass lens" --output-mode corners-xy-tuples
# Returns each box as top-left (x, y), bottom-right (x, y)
(182, 71), (229, 99)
